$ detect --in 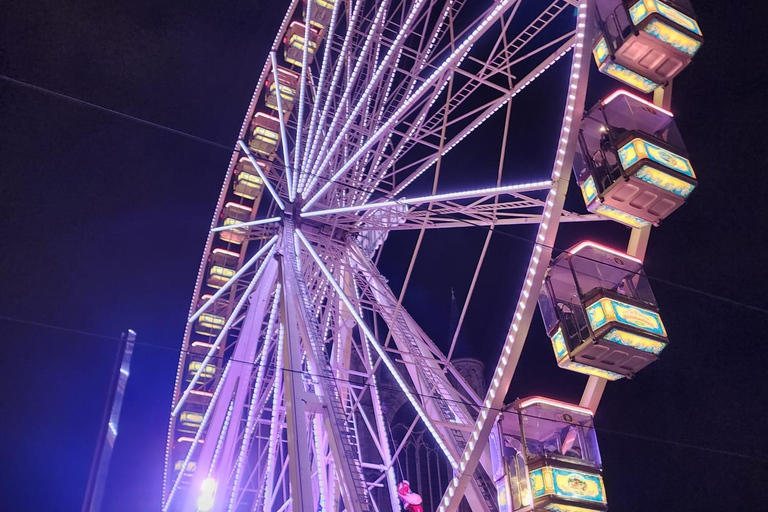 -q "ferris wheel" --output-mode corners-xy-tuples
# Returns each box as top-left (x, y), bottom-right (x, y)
(161, 0), (702, 511)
